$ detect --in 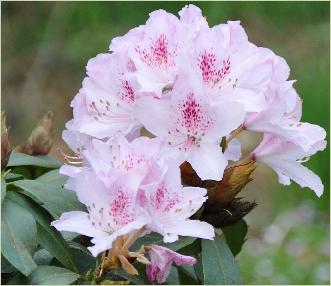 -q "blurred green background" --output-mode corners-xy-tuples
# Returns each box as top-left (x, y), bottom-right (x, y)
(2, 1), (329, 284)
